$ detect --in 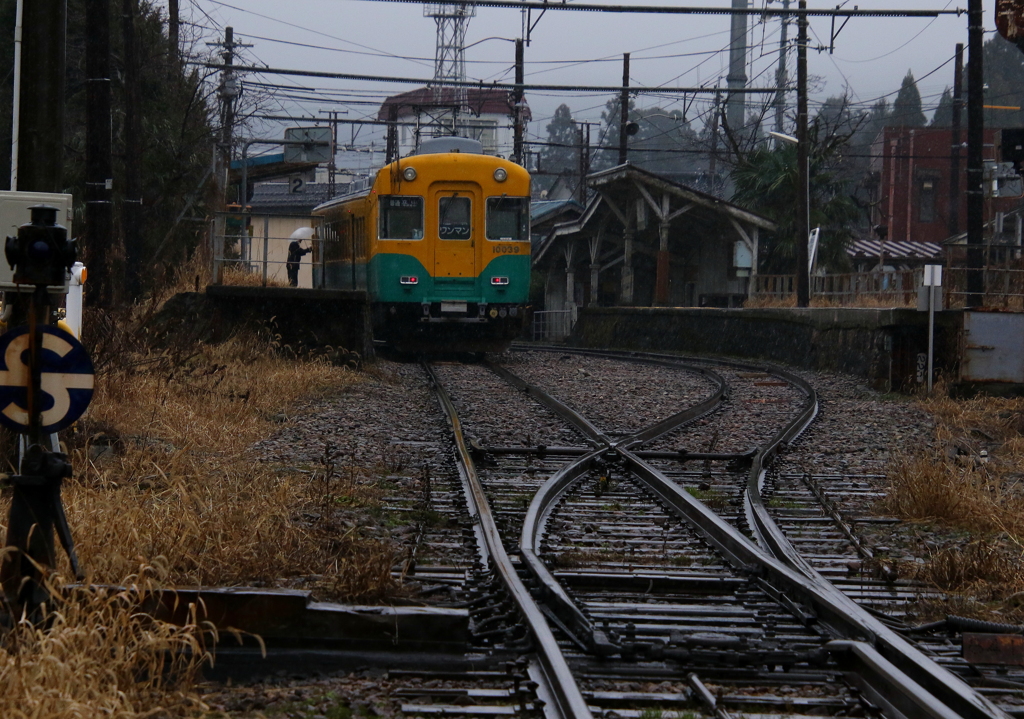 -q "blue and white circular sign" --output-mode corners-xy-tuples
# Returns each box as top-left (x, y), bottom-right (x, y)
(0, 325), (94, 434)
